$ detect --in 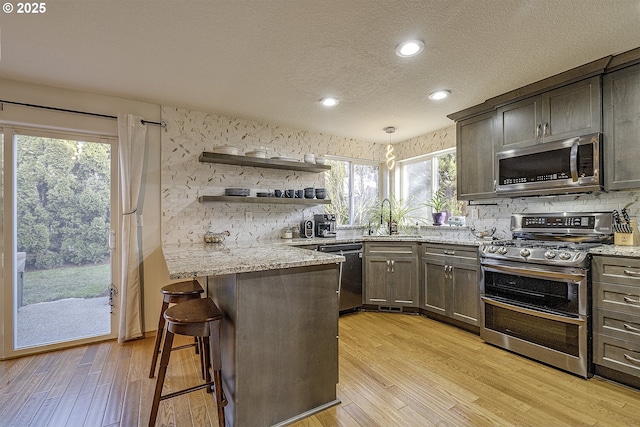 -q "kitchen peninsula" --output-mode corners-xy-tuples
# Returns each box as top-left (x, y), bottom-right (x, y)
(162, 242), (344, 427)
